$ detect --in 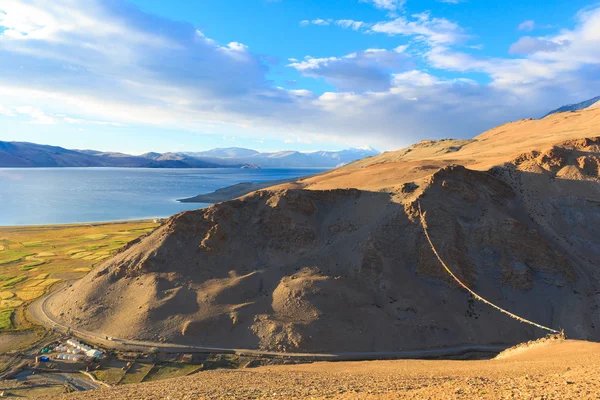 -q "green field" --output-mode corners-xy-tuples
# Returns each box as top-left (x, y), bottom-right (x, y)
(120, 363), (154, 385)
(143, 363), (204, 382)
(94, 367), (128, 385)
(0, 309), (14, 330)
(0, 221), (159, 341)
